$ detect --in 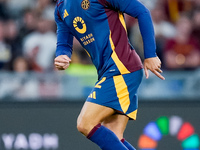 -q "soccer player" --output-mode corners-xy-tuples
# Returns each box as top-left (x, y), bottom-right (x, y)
(54, 0), (165, 149)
